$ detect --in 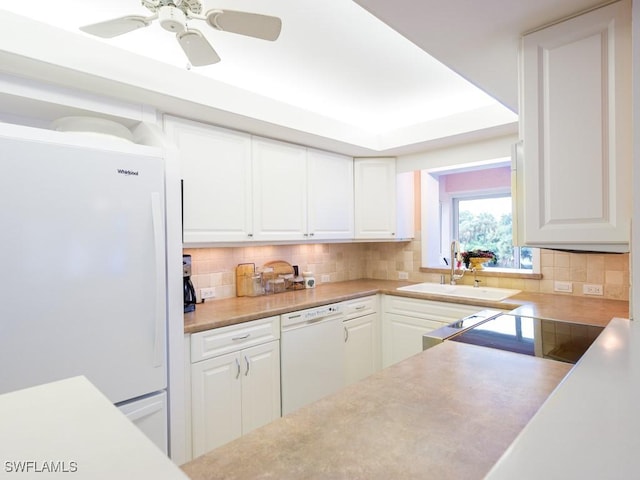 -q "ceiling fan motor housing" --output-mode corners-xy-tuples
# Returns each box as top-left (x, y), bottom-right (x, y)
(159, 5), (187, 33)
